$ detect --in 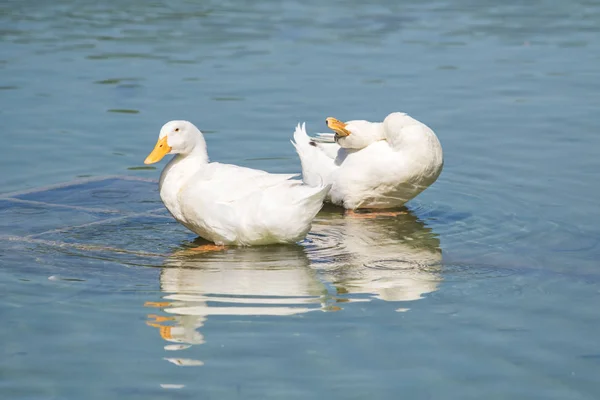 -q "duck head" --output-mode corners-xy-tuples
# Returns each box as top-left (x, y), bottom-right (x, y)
(144, 120), (207, 164)
(325, 117), (384, 149)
